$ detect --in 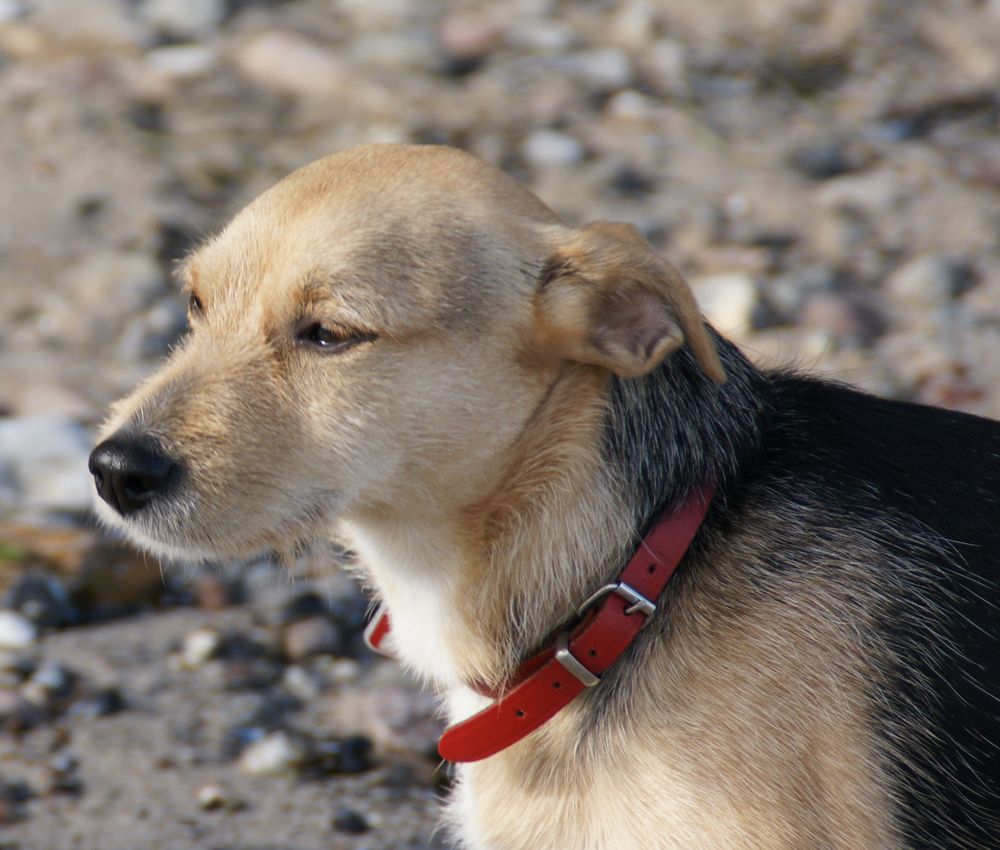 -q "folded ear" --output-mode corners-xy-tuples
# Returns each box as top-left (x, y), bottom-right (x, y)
(534, 222), (726, 382)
